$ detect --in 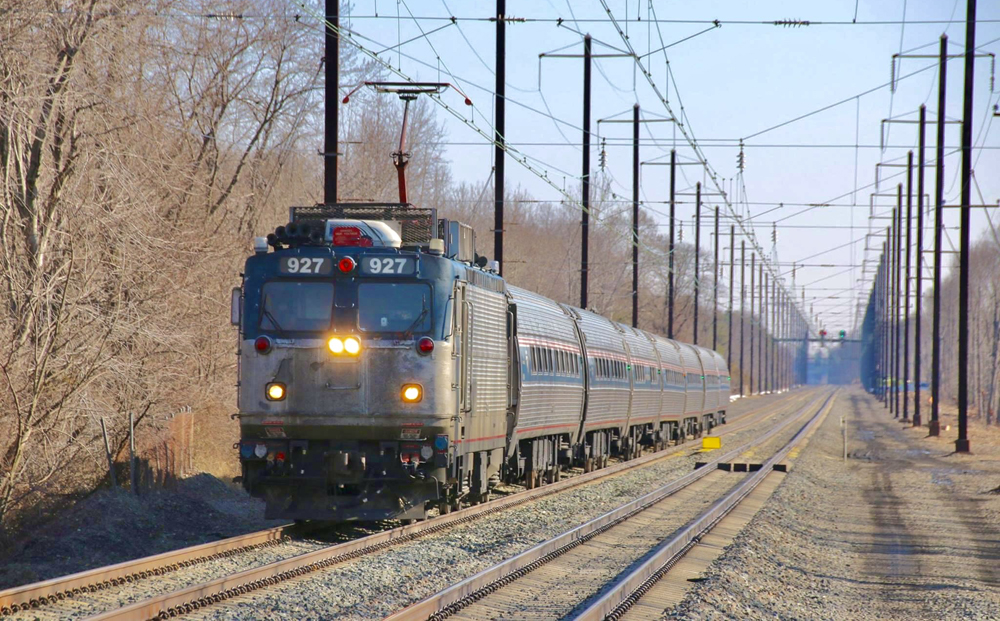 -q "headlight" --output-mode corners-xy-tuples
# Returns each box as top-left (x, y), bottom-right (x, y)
(328, 336), (361, 355)
(401, 384), (422, 403)
(266, 382), (286, 401)
(344, 336), (361, 355)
